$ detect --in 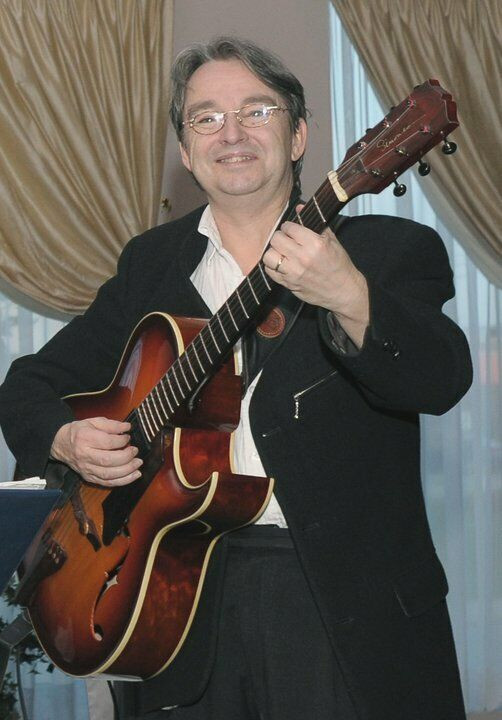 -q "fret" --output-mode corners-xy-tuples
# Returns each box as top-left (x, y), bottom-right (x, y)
(296, 211), (304, 225)
(258, 263), (272, 291)
(139, 402), (156, 439)
(153, 386), (168, 418)
(178, 359), (192, 391)
(207, 322), (221, 353)
(312, 194), (326, 224)
(185, 349), (199, 382)
(315, 178), (341, 229)
(225, 301), (239, 331)
(159, 379), (175, 414)
(246, 276), (259, 305)
(171, 366), (185, 398)
(166, 373), (180, 405)
(229, 294), (249, 326)
(217, 311), (232, 339)
(234, 289), (250, 319)
(145, 396), (161, 432)
(191, 342), (206, 373)
(252, 267), (270, 296)
(148, 393), (164, 426)
(199, 333), (214, 363)
(136, 405), (152, 441)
